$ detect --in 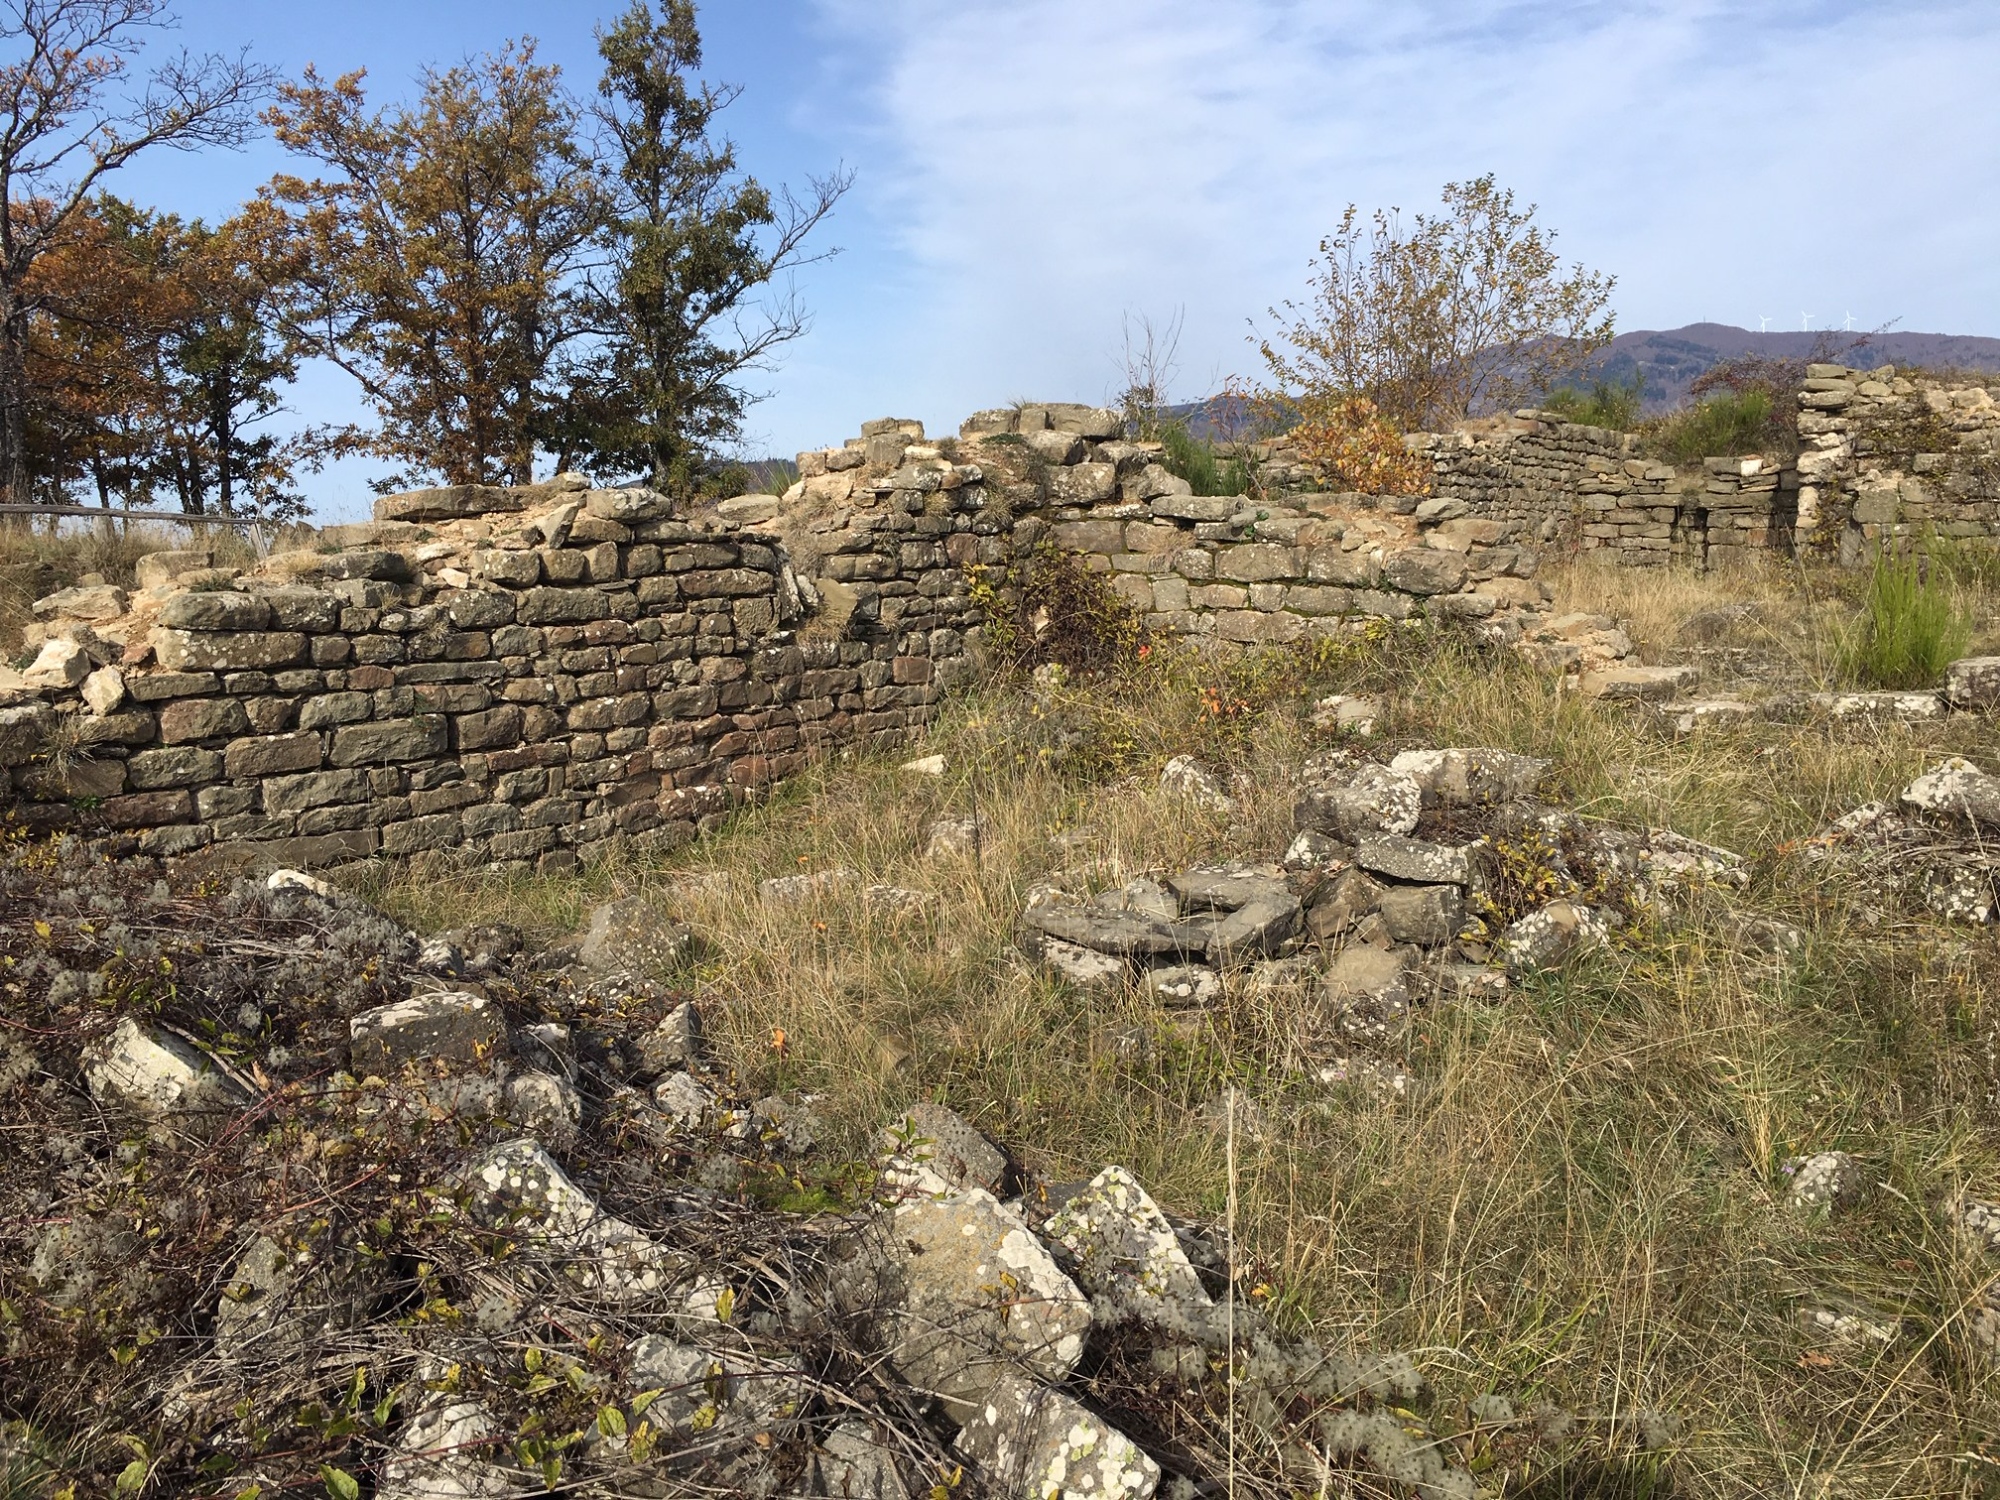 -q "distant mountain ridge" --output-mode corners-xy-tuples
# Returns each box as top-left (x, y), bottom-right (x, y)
(1164, 323), (2000, 437)
(1584, 322), (2000, 411)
